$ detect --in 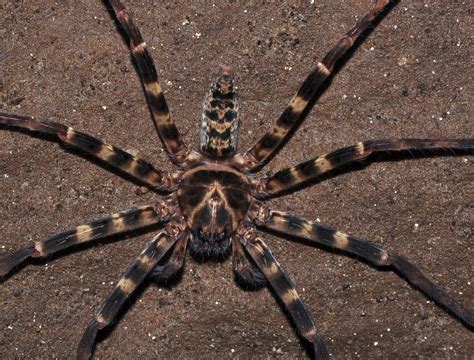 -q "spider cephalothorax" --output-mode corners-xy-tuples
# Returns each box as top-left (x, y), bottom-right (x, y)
(1, 1), (473, 359)
(178, 162), (251, 257)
